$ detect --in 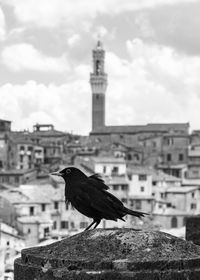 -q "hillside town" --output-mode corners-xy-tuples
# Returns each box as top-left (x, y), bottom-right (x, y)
(1, 41), (200, 278)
